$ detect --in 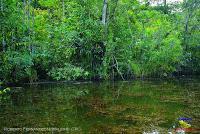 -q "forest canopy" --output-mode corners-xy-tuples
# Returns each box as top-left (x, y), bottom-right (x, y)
(0, 0), (200, 83)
